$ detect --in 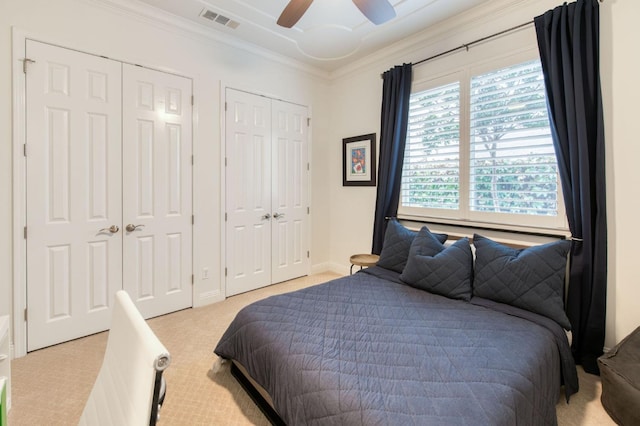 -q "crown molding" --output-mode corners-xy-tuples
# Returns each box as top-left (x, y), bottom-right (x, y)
(330, 0), (554, 80)
(86, 0), (559, 82)
(86, 0), (331, 80)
